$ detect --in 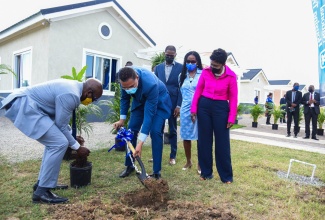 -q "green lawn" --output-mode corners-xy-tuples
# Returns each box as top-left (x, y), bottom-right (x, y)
(0, 139), (324, 219)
